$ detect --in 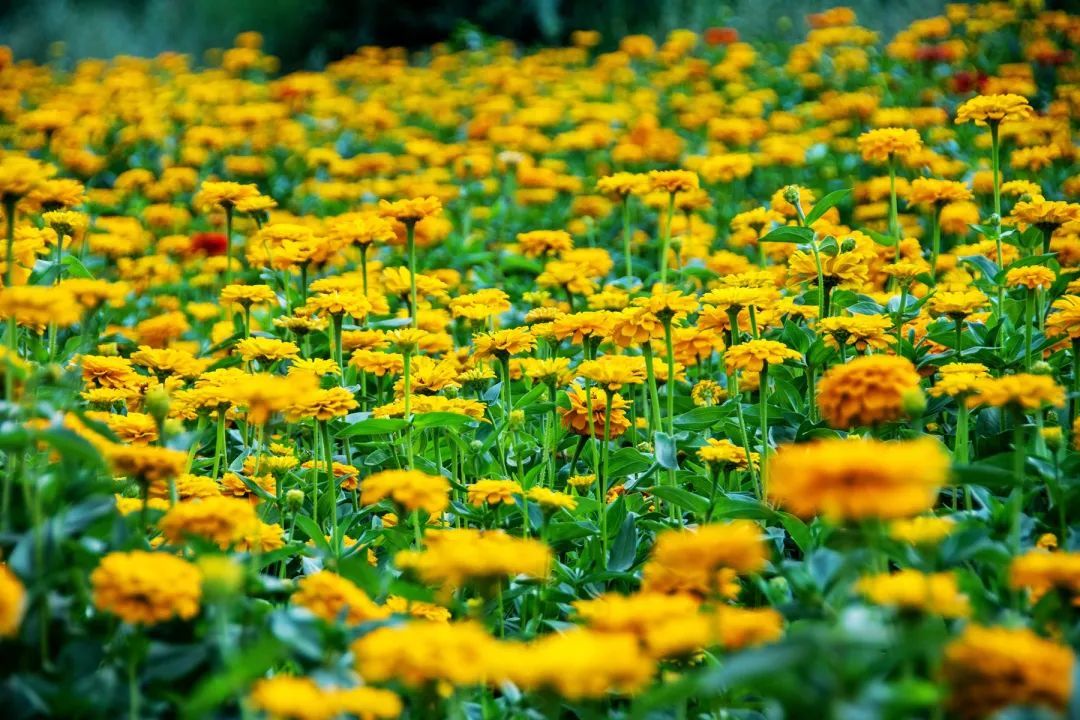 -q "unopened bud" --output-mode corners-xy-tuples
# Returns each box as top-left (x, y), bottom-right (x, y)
(783, 185), (800, 205)
(1031, 360), (1053, 376)
(1041, 426), (1063, 451)
(197, 555), (244, 601)
(144, 386), (171, 424)
(98, 343), (119, 357)
(840, 238), (856, 253)
(508, 409), (525, 429)
(286, 489), (304, 511)
(901, 388), (927, 418)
